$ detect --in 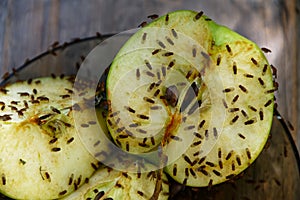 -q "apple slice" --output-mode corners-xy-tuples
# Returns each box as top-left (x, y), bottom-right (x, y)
(106, 10), (275, 187)
(62, 166), (169, 200)
(0, 76), (105, 199)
